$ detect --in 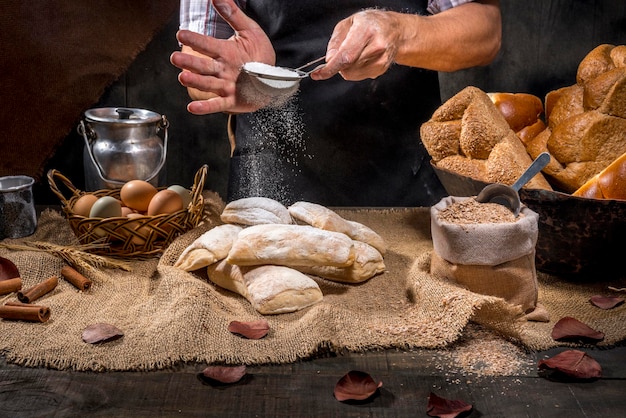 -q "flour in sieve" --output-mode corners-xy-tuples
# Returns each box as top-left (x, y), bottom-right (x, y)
(240, 62), (301, 107)
(243, 62), (300, 79)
